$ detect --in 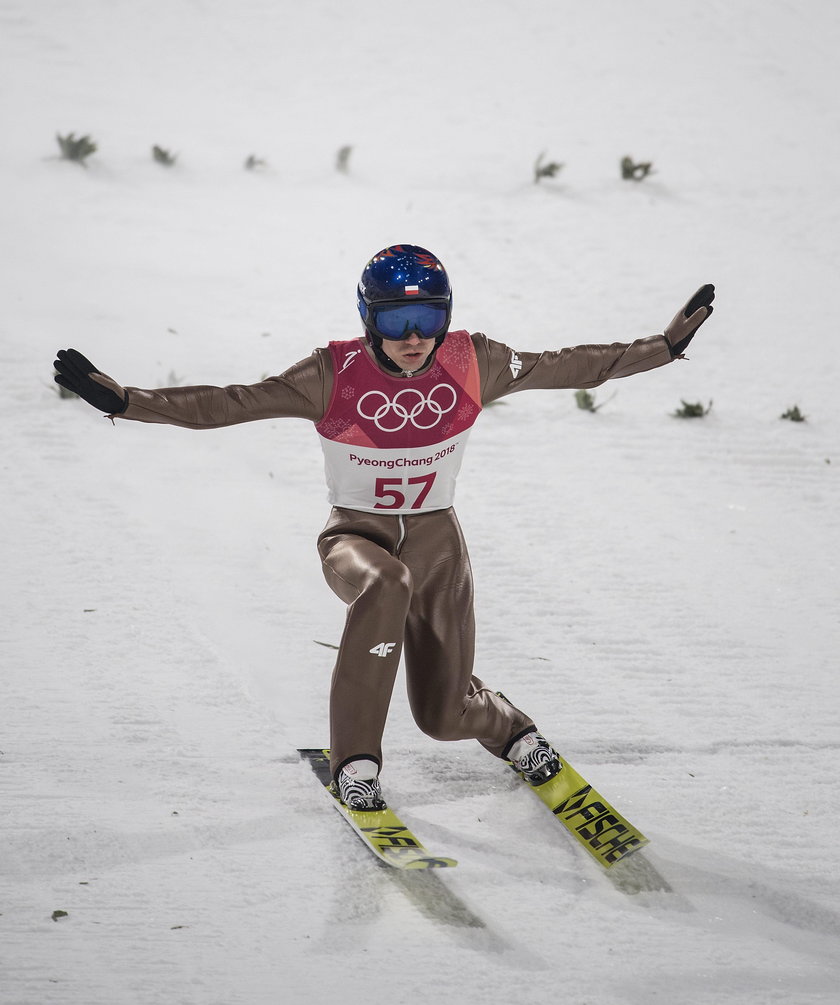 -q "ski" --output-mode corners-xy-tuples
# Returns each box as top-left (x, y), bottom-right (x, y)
(510, 751), (649, 868)
(298, 748), (457, 870)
